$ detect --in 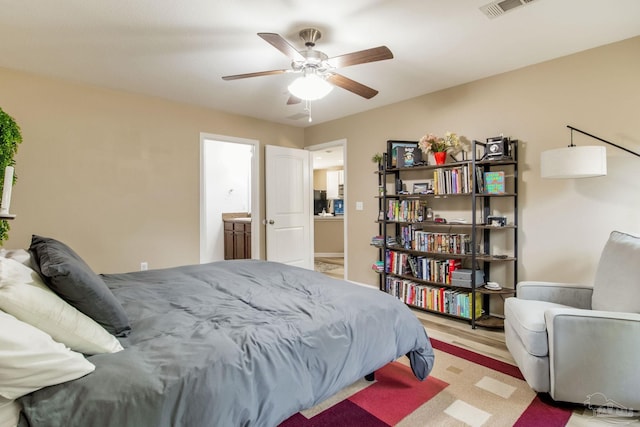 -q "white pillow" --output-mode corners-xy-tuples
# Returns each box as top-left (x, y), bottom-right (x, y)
(0, 248), (32, 267)
(0, 397), (20, 427)
(0, 257), (124, 355)
(0, 310), (95, 400)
